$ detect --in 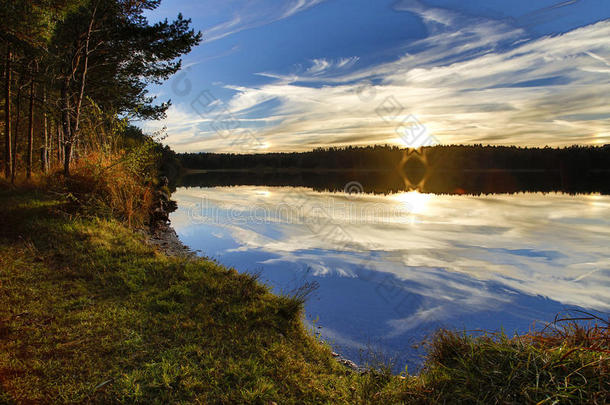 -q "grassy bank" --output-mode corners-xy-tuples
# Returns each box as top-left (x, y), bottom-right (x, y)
(0, 186), (608, 404)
